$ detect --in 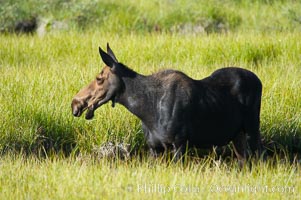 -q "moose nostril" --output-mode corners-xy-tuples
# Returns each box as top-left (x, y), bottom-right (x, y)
(73, 108), (79, 116)
(71, 99), (80, 116)
(71, 98), (88, 117)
